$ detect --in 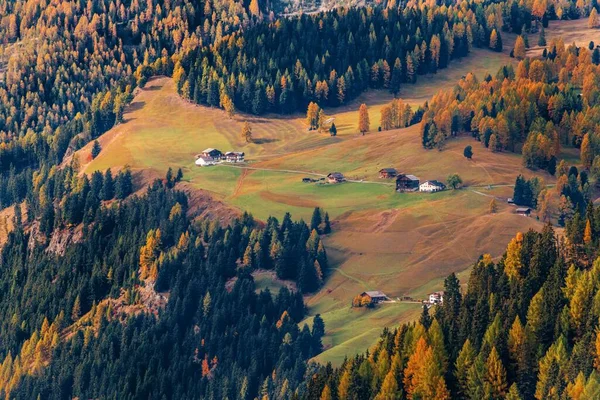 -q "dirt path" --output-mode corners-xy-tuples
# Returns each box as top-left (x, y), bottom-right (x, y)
(231, 168), (249, 198)
(332, 267), (370, 289)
